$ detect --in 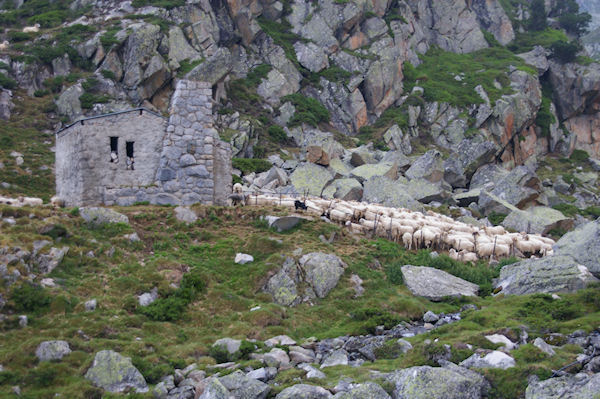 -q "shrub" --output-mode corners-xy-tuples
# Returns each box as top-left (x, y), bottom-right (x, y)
(132, 0), (185, 9)
(11, 283), (51, 312)
(282, 93), (330, 127)
(385, 262), (404, 285)
(28, 363), (56, 387)
(79, 92), (110, 109)
(100, 69), (116, 80)
(0, 72), (17, 90)
(232, 158), (272, 174)
(488, 212), (507, 225)
(267, 125), (287, 143)
(512, 344), (548, 363)
(550, 40), (582, 64)
(570, 149), (589, 162)
(132, 357), (173, 384)
(34, 89), (50, 97)
(28, 9), (69, 27)
(208, 344), (230, 363)
(552, 203), (580, 218)
(246, 64), (272, 87)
